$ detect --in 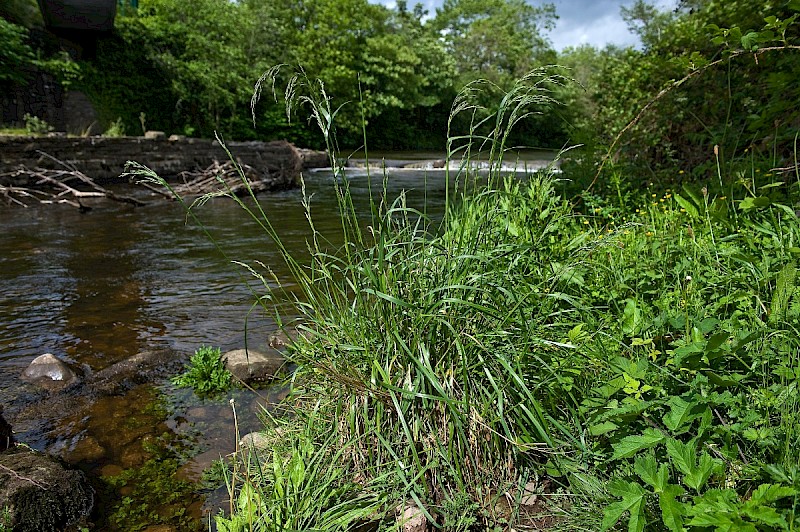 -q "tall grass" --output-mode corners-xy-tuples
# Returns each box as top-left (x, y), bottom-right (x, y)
(131, 66), (800, 530)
